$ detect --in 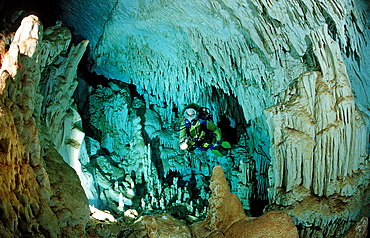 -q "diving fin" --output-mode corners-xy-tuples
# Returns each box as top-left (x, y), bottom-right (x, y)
(211, 149), (223, 157)
(210, 141), (231, 157)
(221, 141), (231, 149)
